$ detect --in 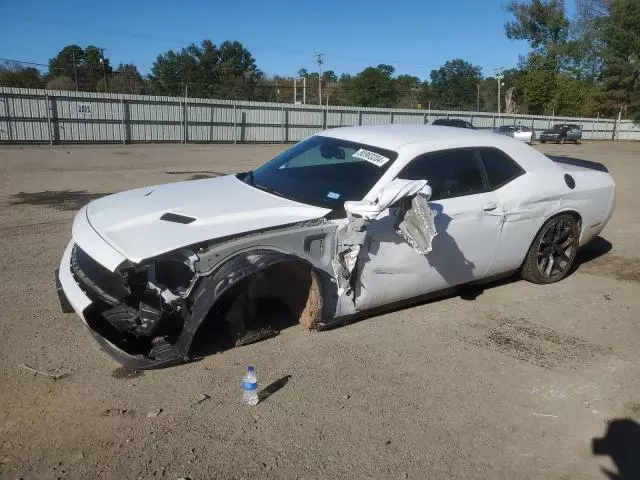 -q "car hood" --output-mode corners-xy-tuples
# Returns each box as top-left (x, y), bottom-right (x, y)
(84, 175), (331, 264)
